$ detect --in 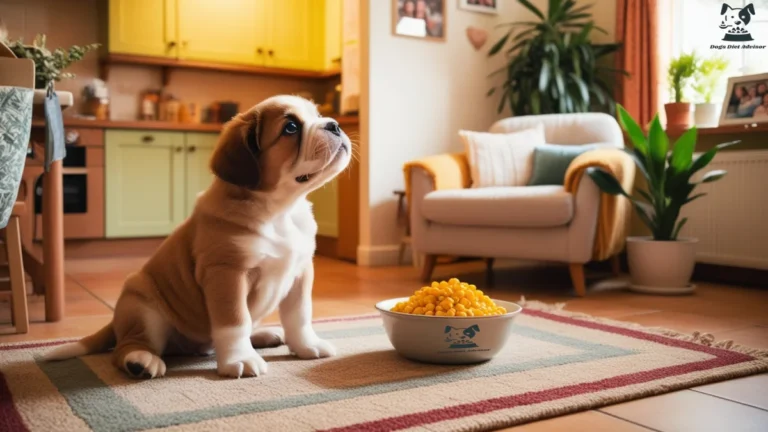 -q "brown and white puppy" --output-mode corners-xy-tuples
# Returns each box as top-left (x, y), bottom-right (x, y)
(44, 95), (352, 379)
